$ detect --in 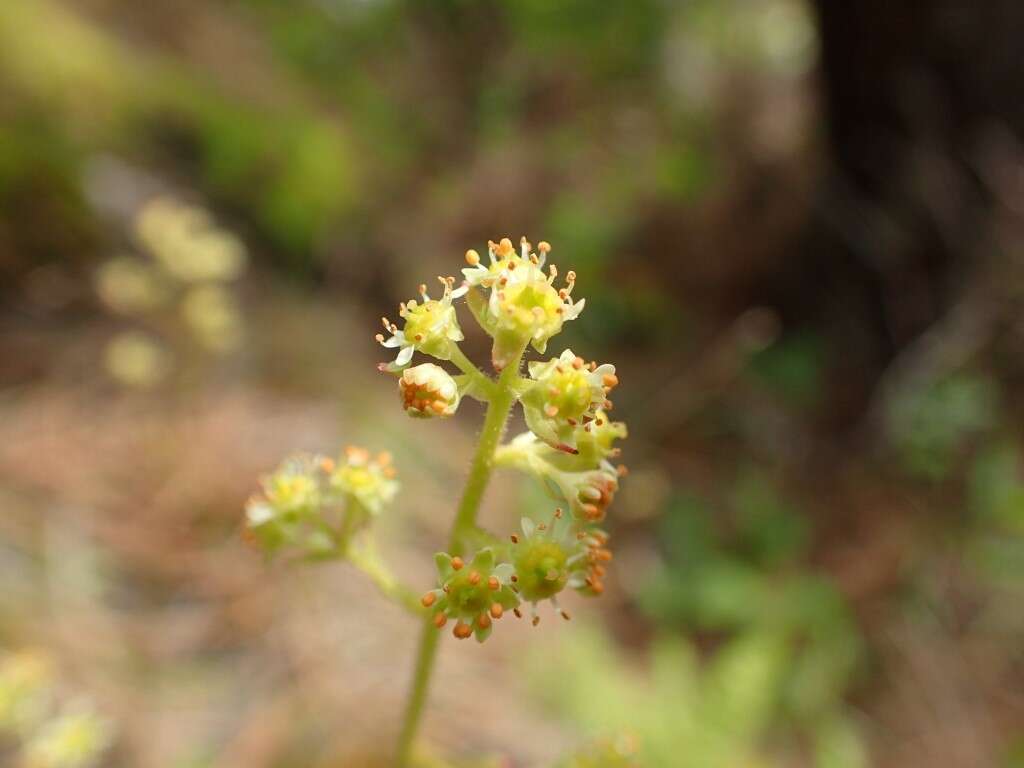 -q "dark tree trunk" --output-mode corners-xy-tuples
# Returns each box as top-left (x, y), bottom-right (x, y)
(764, 0), (1024, 425)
